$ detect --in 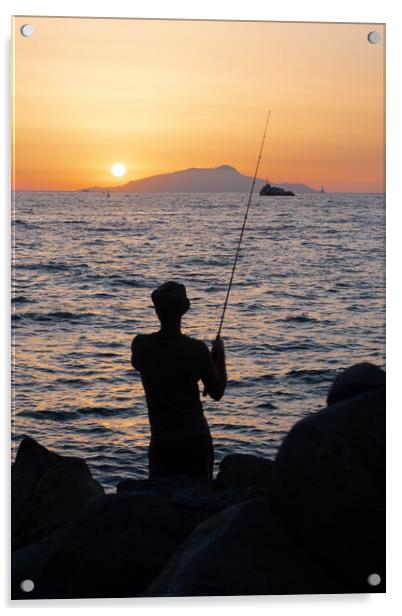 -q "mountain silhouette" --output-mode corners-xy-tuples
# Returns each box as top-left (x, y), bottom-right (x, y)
(87, 165), (317, 194)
